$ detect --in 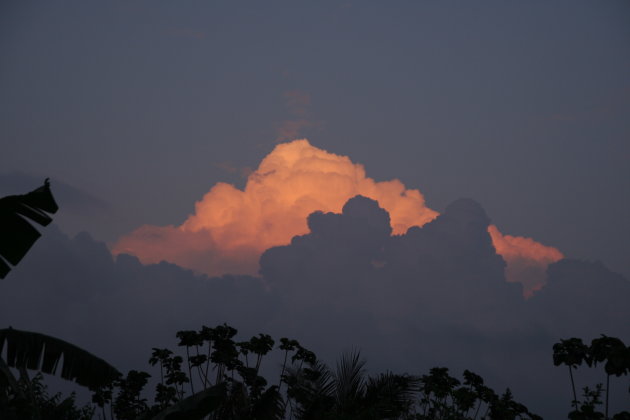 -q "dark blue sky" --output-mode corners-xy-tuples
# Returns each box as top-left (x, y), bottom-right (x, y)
(1, 0), (629, 277)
